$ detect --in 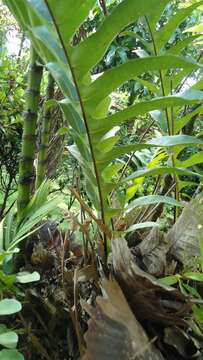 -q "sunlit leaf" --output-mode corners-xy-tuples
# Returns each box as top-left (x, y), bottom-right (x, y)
(159, 275), (180, 286)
